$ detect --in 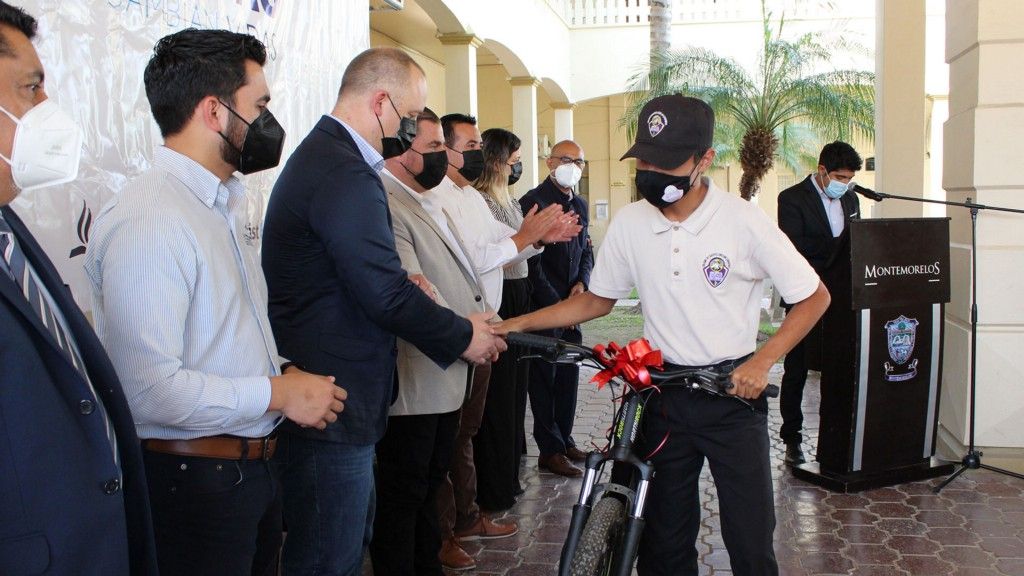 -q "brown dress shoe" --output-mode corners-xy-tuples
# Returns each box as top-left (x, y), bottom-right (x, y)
(455, 515), (519, 541)
(565, 446), (588, 462)
(439, 538), (476, 571)
(539, 453), (583, 477)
